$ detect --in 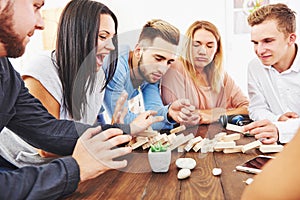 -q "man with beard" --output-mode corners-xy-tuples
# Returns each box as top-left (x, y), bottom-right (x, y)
(104, 19), (201, 130)
(0, 0), (140, 199)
